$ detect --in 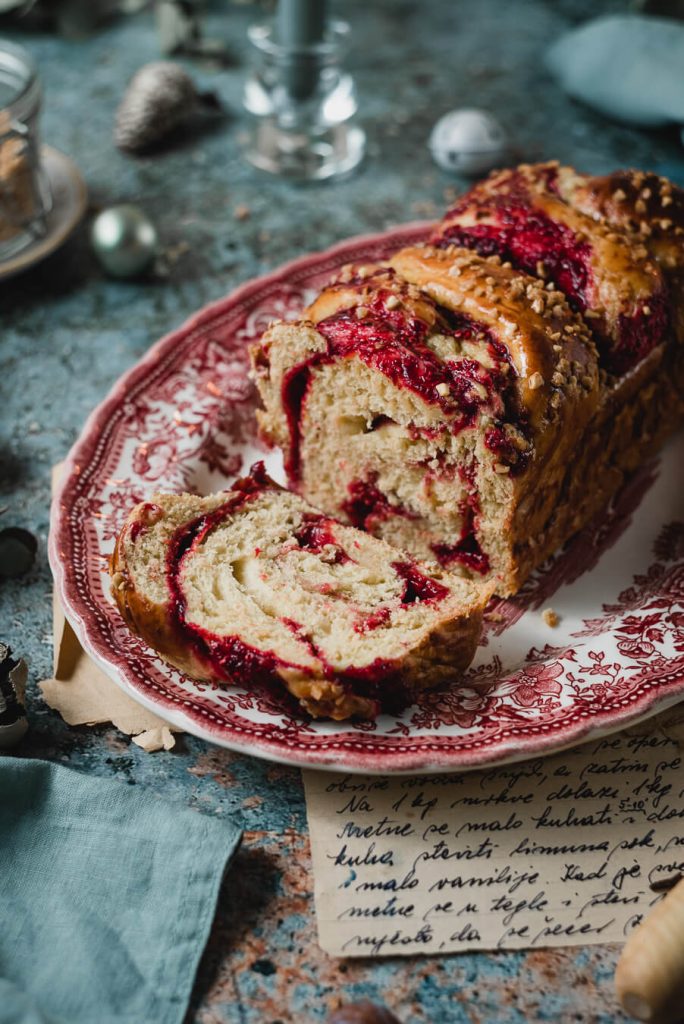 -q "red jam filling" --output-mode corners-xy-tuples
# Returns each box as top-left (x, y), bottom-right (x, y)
(341, 474), (416, 531)
(392, 560), (450, 605)
(354, 605), (392, 633)
(613, 291), (669, 375)
(425, 462), (490, 574)
(293, 513), (351, 564)
(437, 201), (592, 312)
(316, 293), (447, 407)
(281, 358), (328, 481)
(431, 532), (490, 575)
